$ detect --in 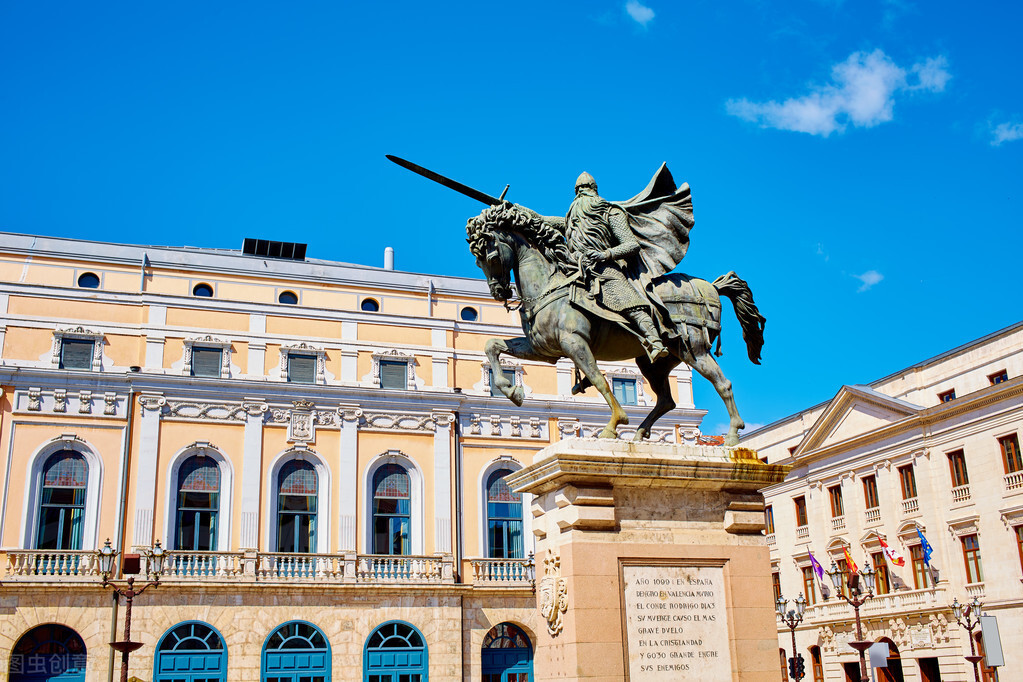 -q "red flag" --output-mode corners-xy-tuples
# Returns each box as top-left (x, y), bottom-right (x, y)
(842, 546), (859, 574)
(879, 536), (906, 567)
